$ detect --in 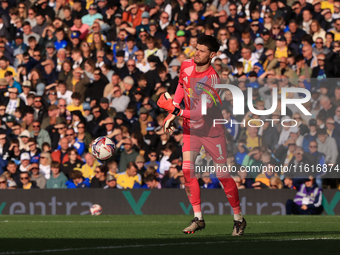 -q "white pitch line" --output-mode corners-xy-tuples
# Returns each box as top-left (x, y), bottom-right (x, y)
(0, 238), (339, 255)
(0, 220), (339, 224)
(1, 220), (186, 223)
